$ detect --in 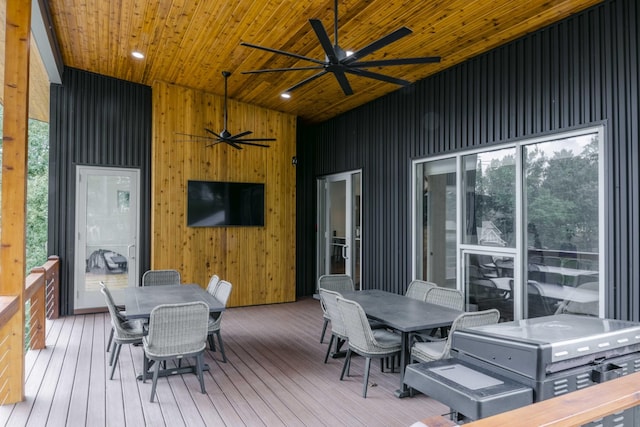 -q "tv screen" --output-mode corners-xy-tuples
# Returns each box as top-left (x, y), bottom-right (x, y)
(187, 180), (265, 227)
